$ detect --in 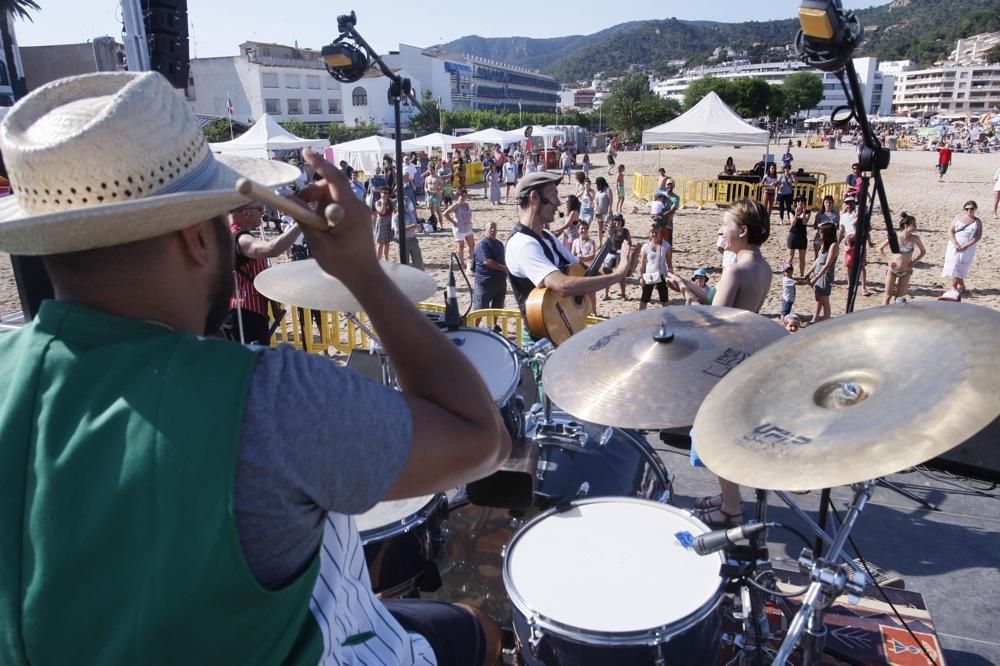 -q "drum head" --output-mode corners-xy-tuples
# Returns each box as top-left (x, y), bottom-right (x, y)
(443, 327), (519, 403)
(505, 498), (723, 637)
(355, 495), (436, 534)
